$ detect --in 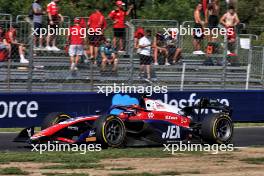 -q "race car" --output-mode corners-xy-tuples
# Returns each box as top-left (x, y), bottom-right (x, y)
(14, 97), (234, 148)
